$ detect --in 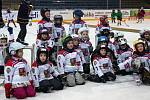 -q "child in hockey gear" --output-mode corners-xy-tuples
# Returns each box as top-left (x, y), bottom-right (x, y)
(0, 25), (14, 43)
(117, 38), (133, 75)
(136, 9), (143, 23)
(57, 36), (85, 87)
(132, 40), (150, 85)
(97, 16), (110, 28)
(139, 29), (150, 52)
(95, 16), (112, 37)
(16, 0), (32, 45)
(97, 36), (118, 58)
(0, 33), (8, 74)
(111, 10), (116, 23)
(95, 26), (112, 38)
(119, 40), (150, 85)
(69, 9), (87, 35)
(52, 15), (66, 65)
(32, 48), (64, 93)
(5, 9), (17, 27)
(78, 27), (93, 74)
(36, 28), (55, 63)
(53, 15), (66, 45)
(38, 8), (53, 38)
(113, 32), (124, 50)
(4, 42), (36, 99)
(71, 34), (86, 70)
(88, 45), (116, 83)
(116, 10), (122, 26)
(36, 28), (54, 50)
